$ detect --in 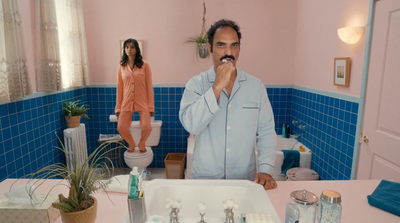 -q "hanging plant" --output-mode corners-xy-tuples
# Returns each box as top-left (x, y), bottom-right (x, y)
(186, 1), (209, 60)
